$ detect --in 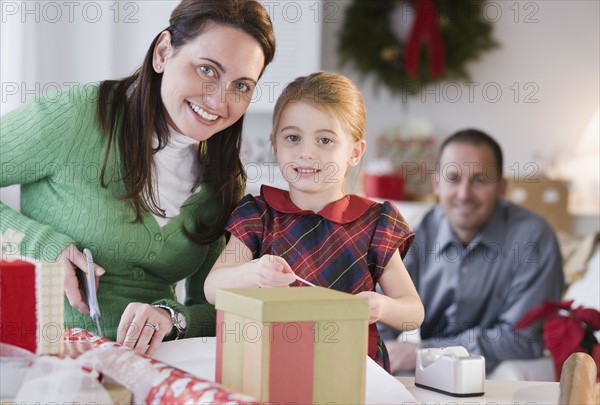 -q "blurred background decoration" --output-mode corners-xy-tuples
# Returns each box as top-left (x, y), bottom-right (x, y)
(364, 118), (436, 201)
(546, 110), (600, 217)
(338, 0), (499, 96)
